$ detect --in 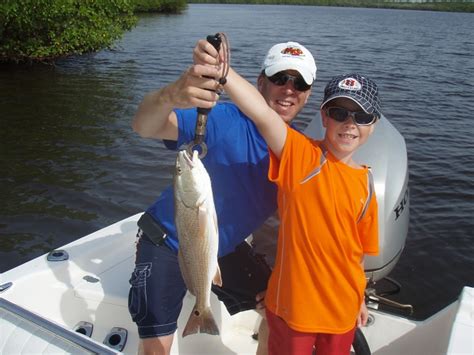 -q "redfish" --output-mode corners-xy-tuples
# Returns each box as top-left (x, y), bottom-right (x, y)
(174, 150), (222, 337)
